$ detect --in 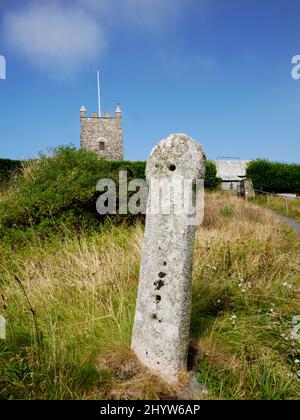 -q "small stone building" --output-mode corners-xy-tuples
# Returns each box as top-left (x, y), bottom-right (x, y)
(215, 159), (250, 190)
(80, 104), (124, 160)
